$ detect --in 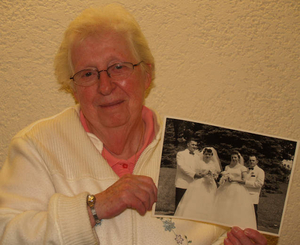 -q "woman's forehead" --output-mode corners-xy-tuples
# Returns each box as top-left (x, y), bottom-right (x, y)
(71, 33), (136, 67)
